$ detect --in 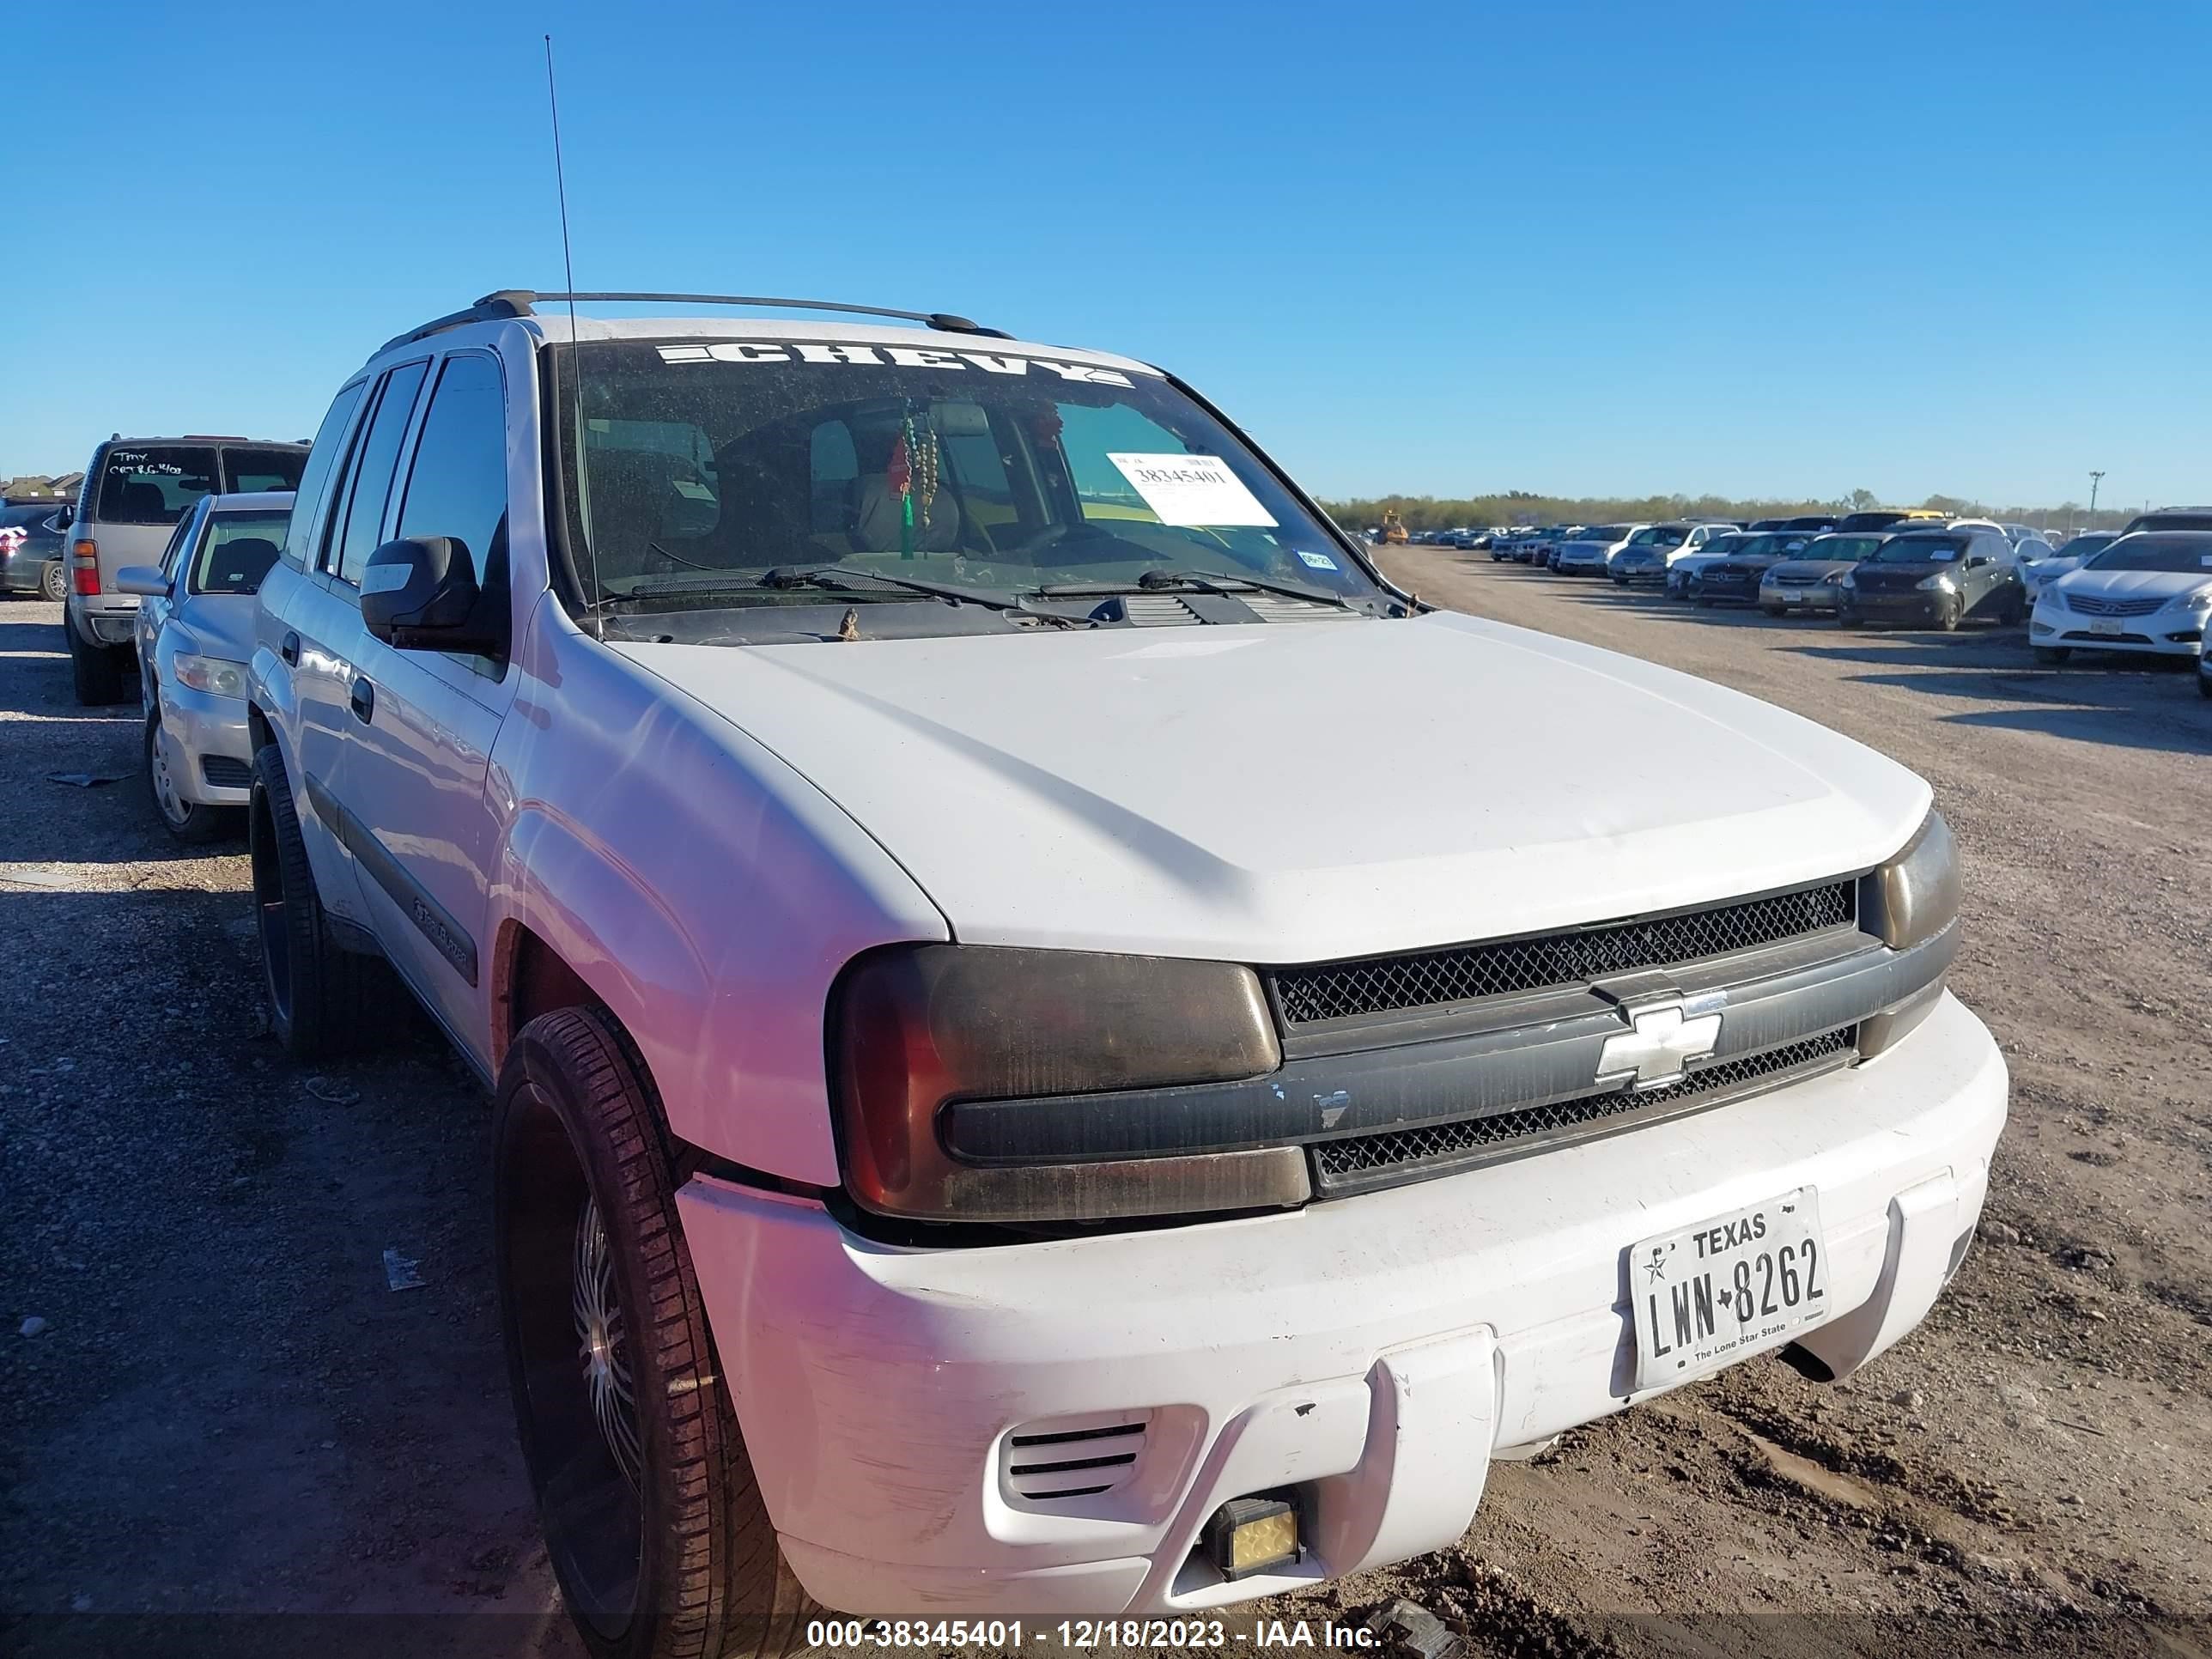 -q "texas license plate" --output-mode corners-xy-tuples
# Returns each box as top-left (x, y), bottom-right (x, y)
(1630, 1188), (1826, 1389)
(2090, 617), (2124, 635)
